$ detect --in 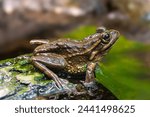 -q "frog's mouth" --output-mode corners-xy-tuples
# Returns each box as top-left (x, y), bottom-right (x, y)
(100, 30), (120, 52)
